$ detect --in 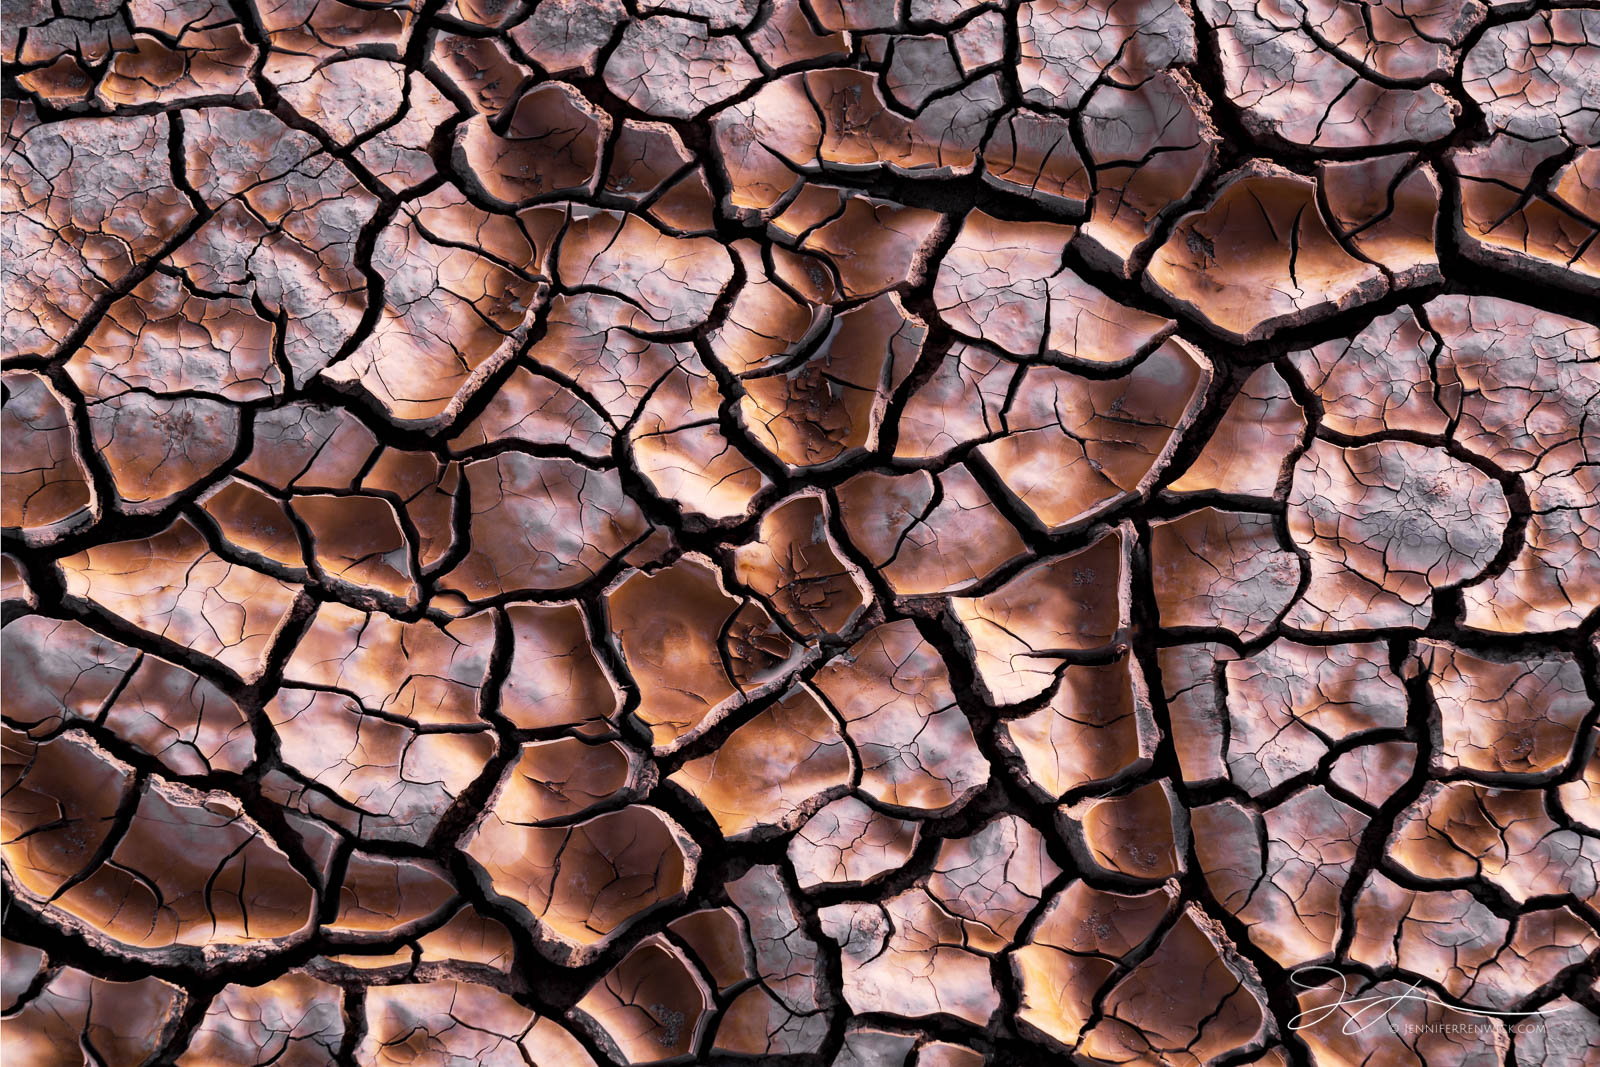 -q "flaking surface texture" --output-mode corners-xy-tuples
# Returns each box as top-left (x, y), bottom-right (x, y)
(2, 0), (1598, 1063)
